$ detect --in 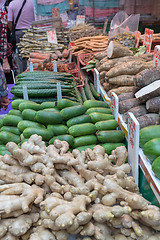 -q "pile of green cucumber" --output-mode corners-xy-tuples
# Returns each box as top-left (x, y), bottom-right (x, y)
(0, 98), (125, 155)
(11, 71), (78, 103)
(140, 125), (160, 180)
